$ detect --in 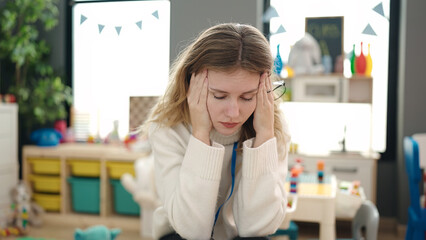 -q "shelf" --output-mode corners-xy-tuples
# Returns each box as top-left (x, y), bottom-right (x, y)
(281, 75), (373, 103)
(22, 143), (149, 218)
